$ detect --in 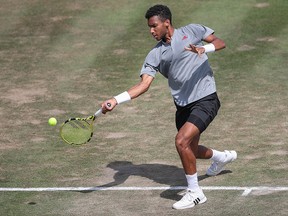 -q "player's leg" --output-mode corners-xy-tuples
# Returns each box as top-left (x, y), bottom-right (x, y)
(173, 92), (231, 209)
(173, 122), (207, 210)
(196, 145), (213, 159)
(188, 93), (237, 176)
(174, 122), (199, 174)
